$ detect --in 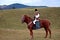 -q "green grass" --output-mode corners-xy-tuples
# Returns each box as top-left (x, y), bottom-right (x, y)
(0, 7), (60, 40)
(0, 7), (60, 29)
(0, 29), (60, 40)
